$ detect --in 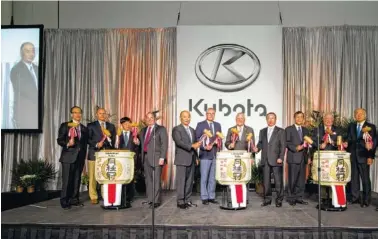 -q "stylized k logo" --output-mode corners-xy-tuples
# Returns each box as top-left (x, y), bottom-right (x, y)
(195, 44), (261, 92)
